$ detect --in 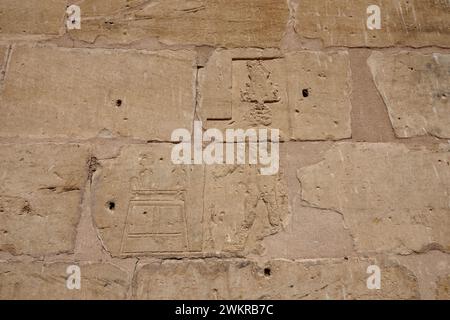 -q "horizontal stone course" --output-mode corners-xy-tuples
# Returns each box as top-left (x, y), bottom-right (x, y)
(0, 143), (90, 256)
